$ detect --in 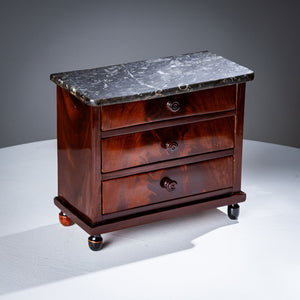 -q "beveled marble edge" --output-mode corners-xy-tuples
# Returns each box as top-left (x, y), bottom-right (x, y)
(50, 51), (254, 106)
(51, 73), (254, 106)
